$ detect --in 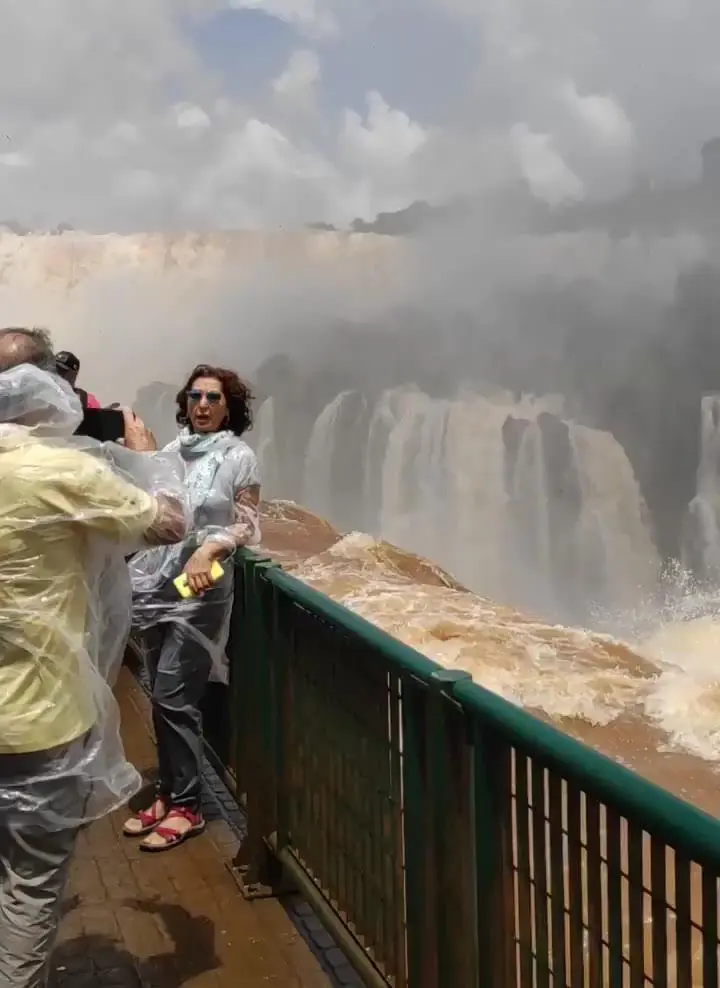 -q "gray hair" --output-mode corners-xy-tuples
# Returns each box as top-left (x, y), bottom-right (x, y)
(0, 327), (56, 373)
